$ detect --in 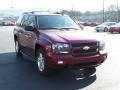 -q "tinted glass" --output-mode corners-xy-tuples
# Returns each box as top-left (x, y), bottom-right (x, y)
(27, 15), (36, 27)
(21, 15), (29, 27)
(38, 15), (80, 30)
(21, 15), (36, 29)
(16, 15), (23, 26)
